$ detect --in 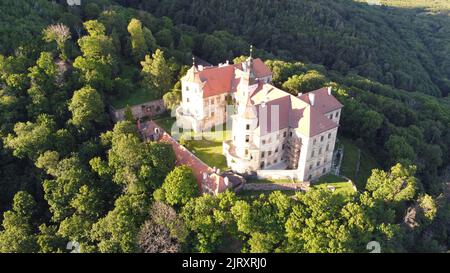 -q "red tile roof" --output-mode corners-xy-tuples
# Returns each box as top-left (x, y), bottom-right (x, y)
(297, 106), (339, 137)
(298, 87), (343, 114)
(234, 58), (272, 78)
(255, 95), (291, 135)
(184, 58), (272, 98)
(250, 86), (342, 137)
(199, 65), (235, 98)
